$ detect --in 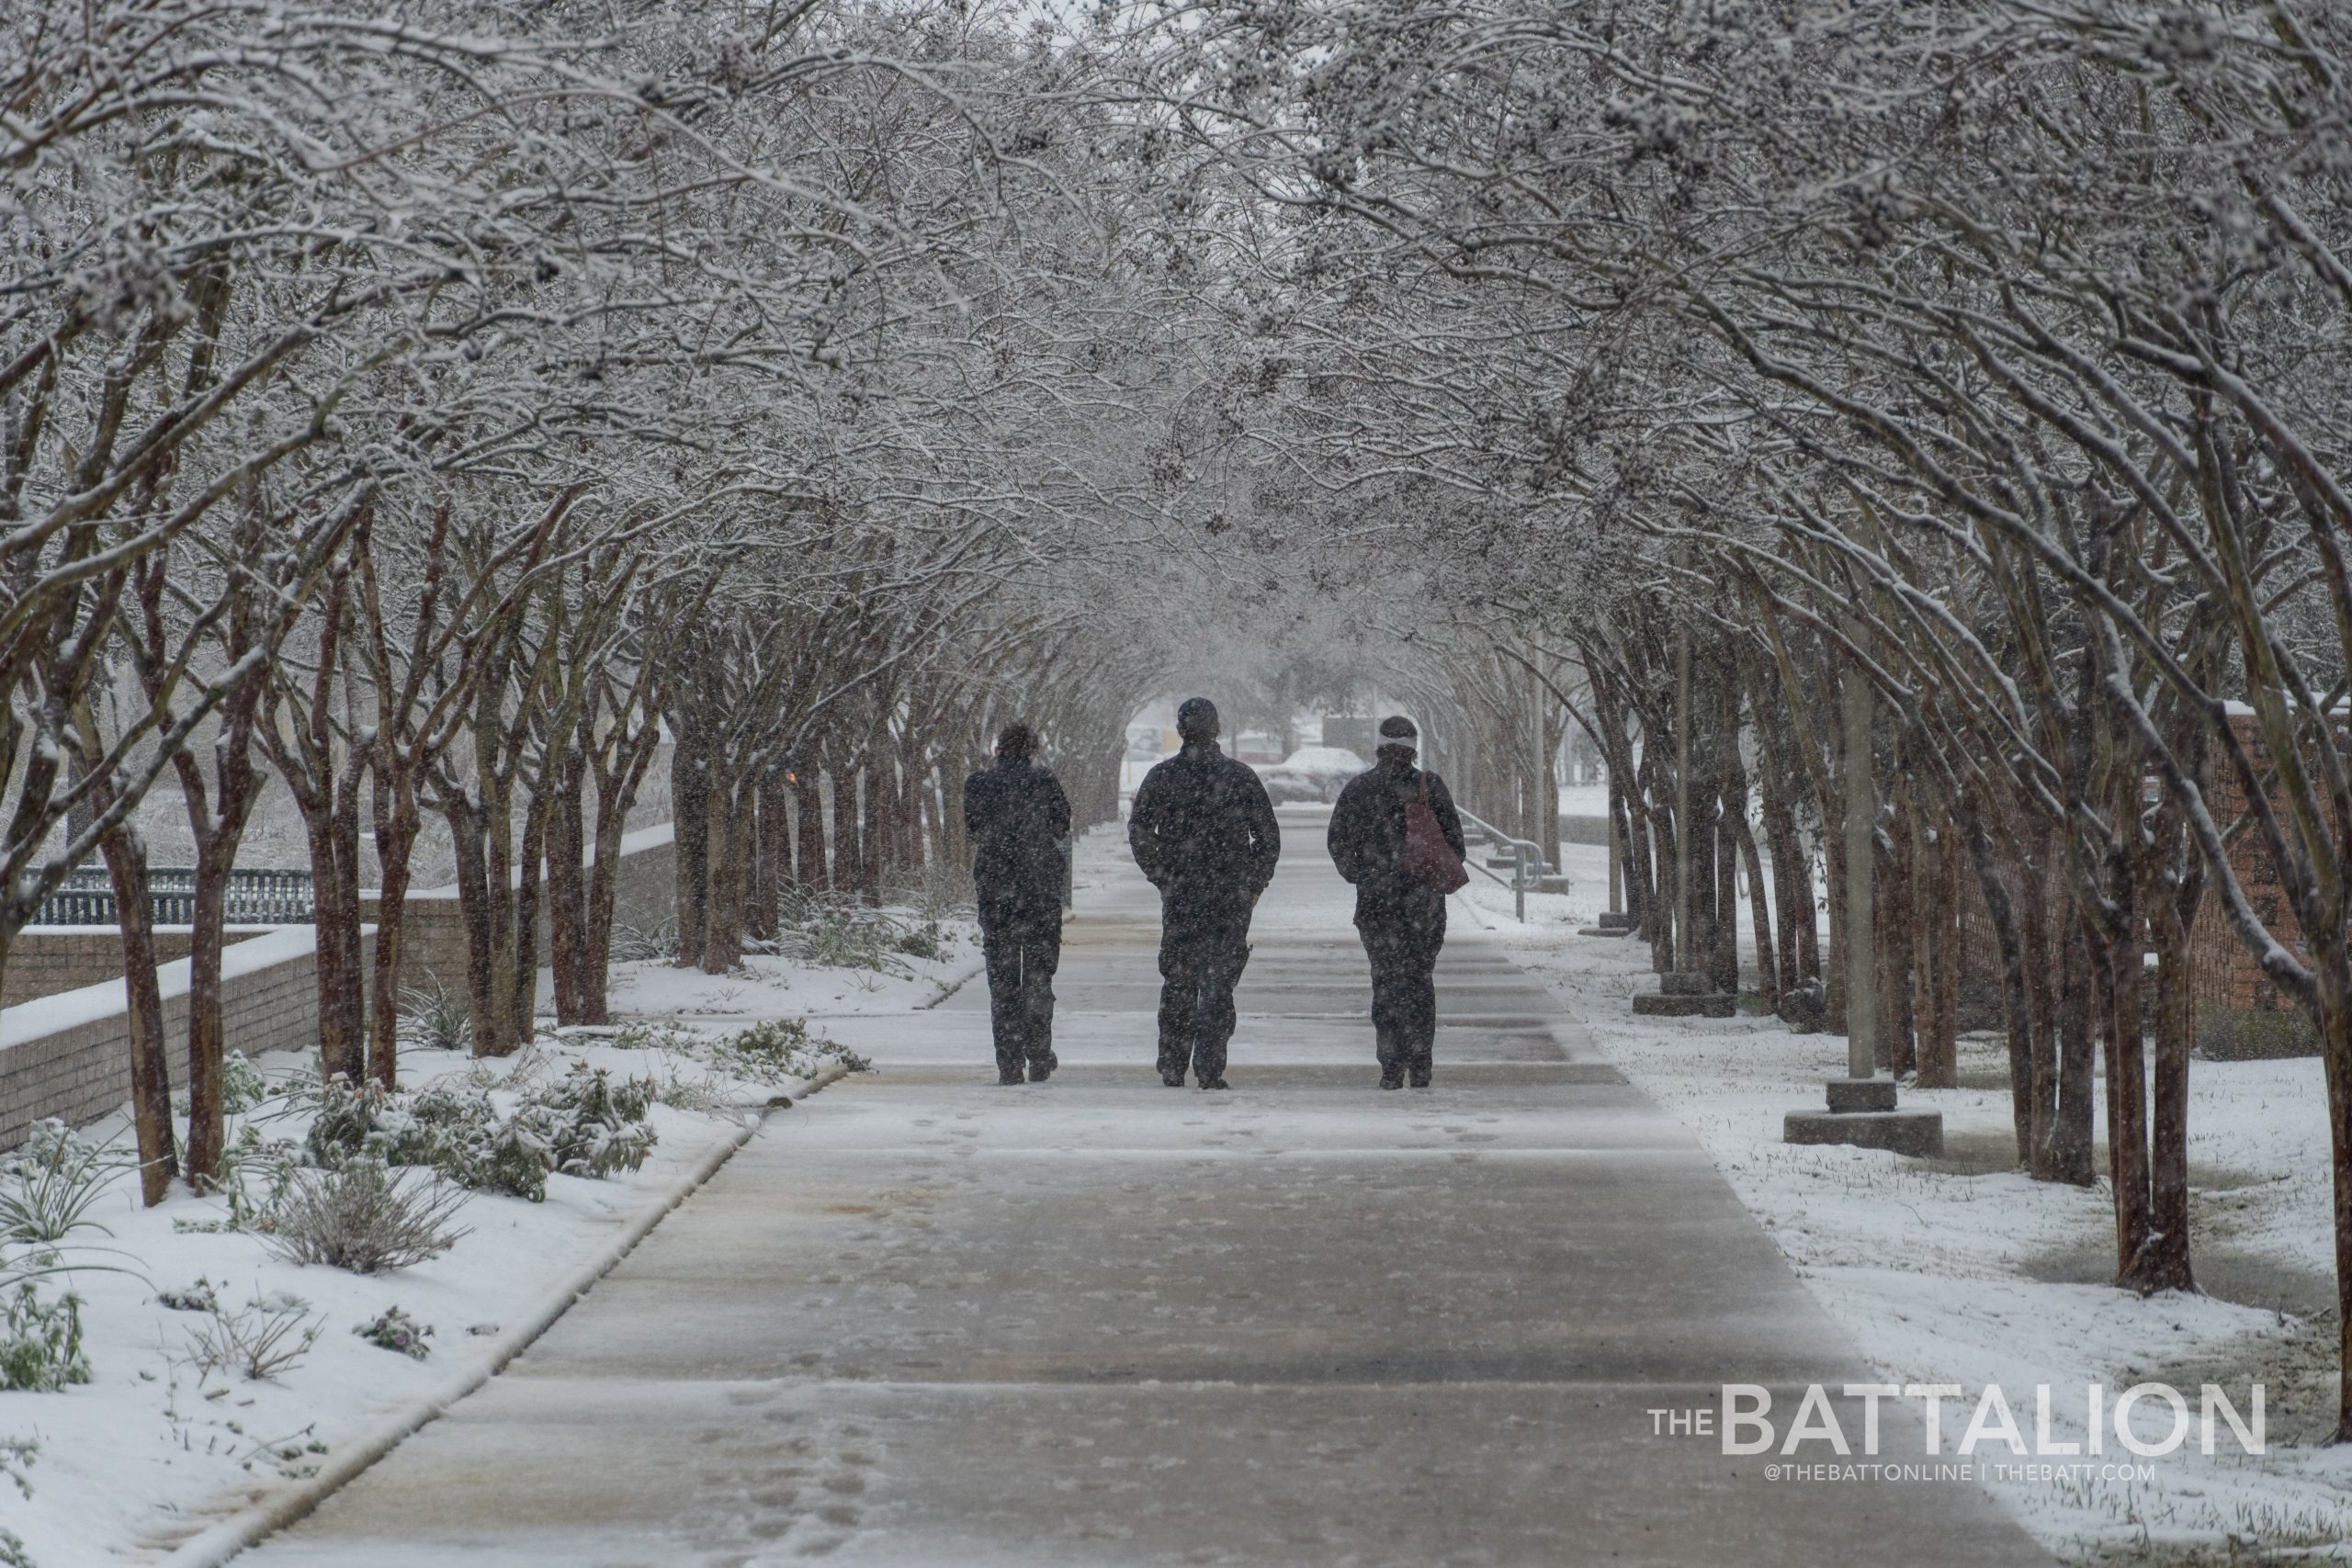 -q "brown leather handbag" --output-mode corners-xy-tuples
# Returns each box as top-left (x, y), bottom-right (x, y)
(1406, 773), (1469, 893)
